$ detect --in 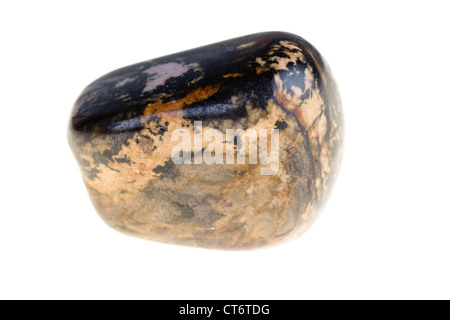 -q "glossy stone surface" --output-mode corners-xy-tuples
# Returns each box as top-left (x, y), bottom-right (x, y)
(68, 32), (344, 250)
